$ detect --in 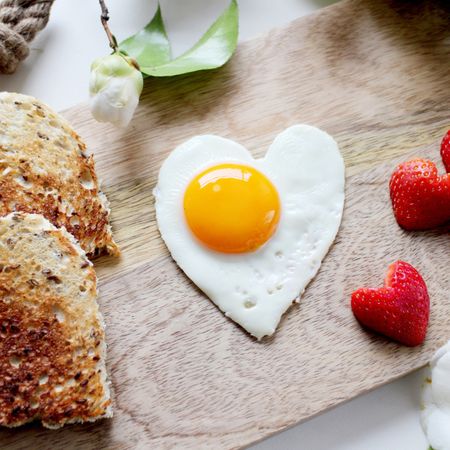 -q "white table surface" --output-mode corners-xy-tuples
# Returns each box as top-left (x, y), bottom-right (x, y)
(0, 1), (430, 449)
